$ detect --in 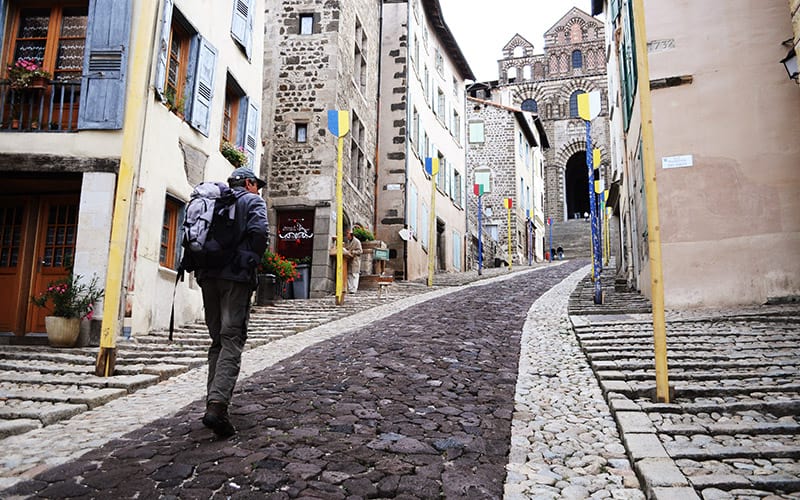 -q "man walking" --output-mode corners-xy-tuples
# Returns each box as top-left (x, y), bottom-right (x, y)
(197, 167), (268, 437)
